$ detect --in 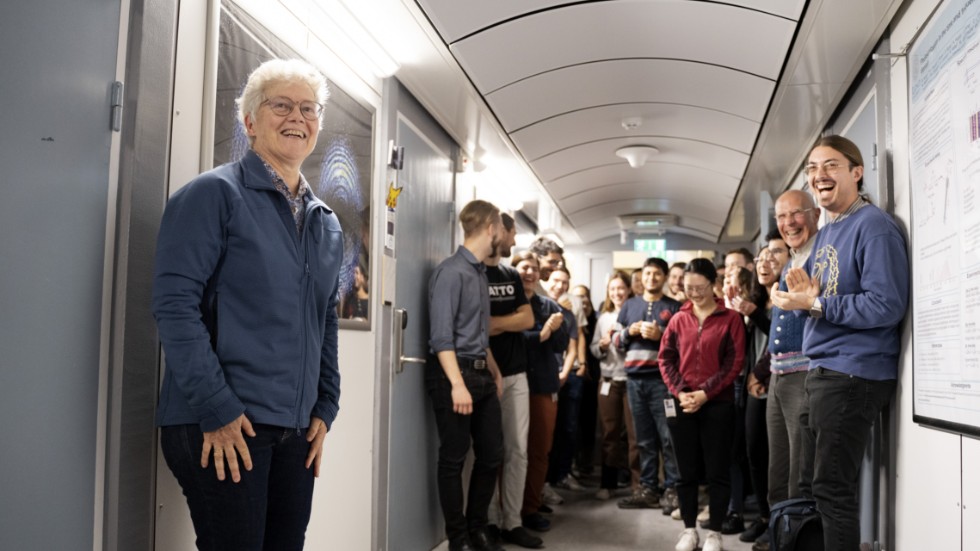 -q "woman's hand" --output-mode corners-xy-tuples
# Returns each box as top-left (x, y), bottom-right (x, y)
(451, 380), (473, 415)
(747, 373), (767, 398)
(677, 390), (707, 413)
(201, 413), (256, 482)
(306, 416), (328, 477)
